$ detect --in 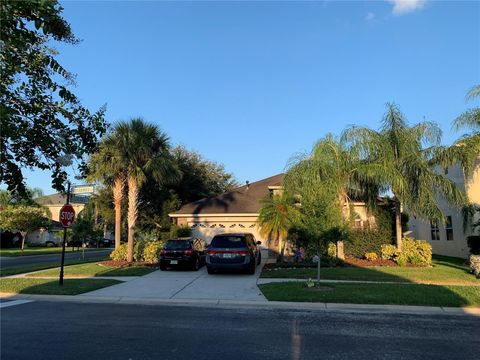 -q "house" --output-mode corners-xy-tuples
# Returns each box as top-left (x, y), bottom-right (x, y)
(409, 158), (480, 258)
(36, 193), (89, 222)
(169, 173), (375, 252)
